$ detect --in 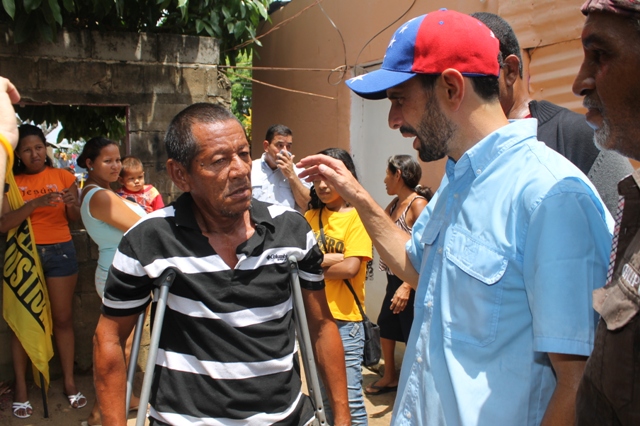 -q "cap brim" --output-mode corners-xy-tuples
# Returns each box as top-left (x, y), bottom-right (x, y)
(345, 69), (416, 100)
